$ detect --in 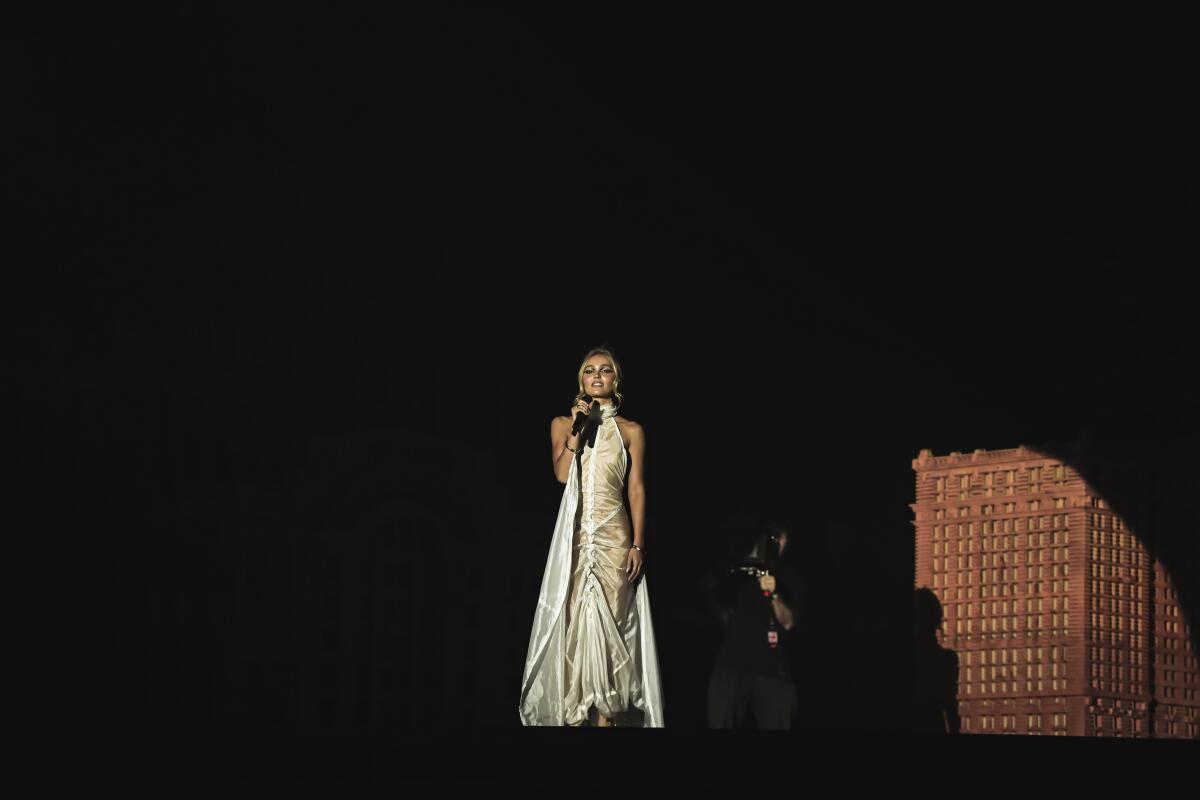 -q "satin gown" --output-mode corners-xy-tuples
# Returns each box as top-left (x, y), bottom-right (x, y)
(519, 403), (665, 727)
